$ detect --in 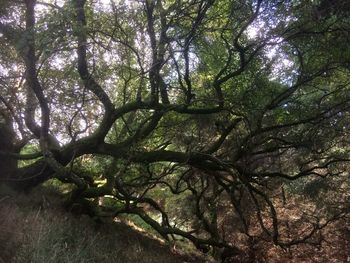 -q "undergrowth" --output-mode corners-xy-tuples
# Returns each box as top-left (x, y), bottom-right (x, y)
(0, 184), (209, 263)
